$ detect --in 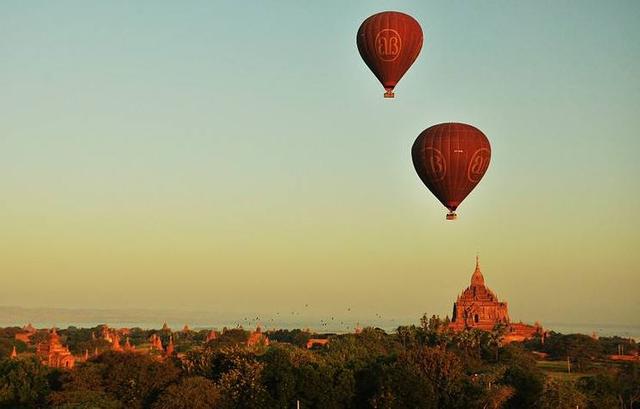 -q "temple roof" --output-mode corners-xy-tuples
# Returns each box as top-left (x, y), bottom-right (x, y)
(470, 255), (485, 287)
(50, 327), (60, 341)
(457, 256), (501, 303)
